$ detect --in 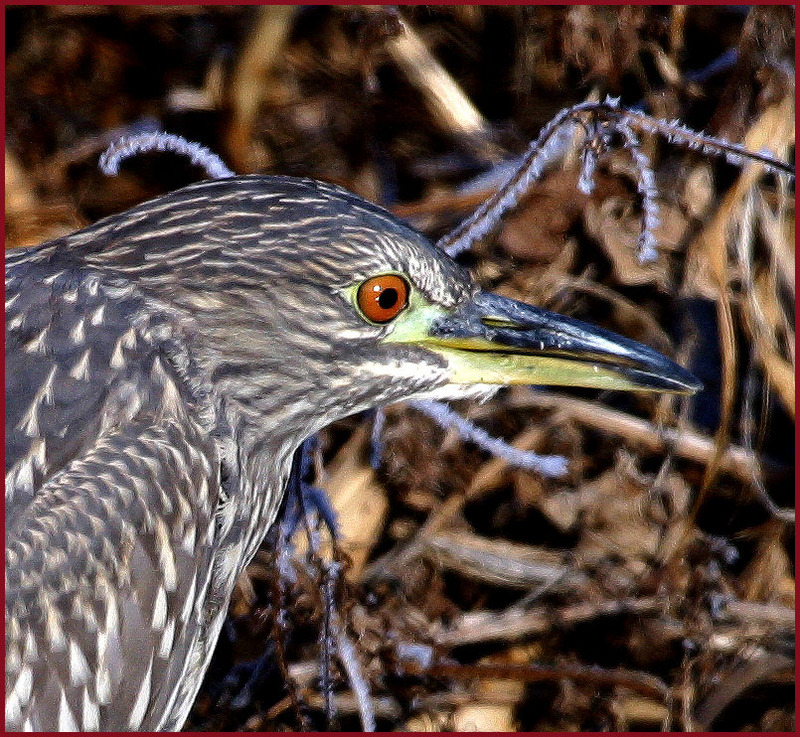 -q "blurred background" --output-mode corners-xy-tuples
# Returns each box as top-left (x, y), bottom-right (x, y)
(5, 5), (794, 731)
